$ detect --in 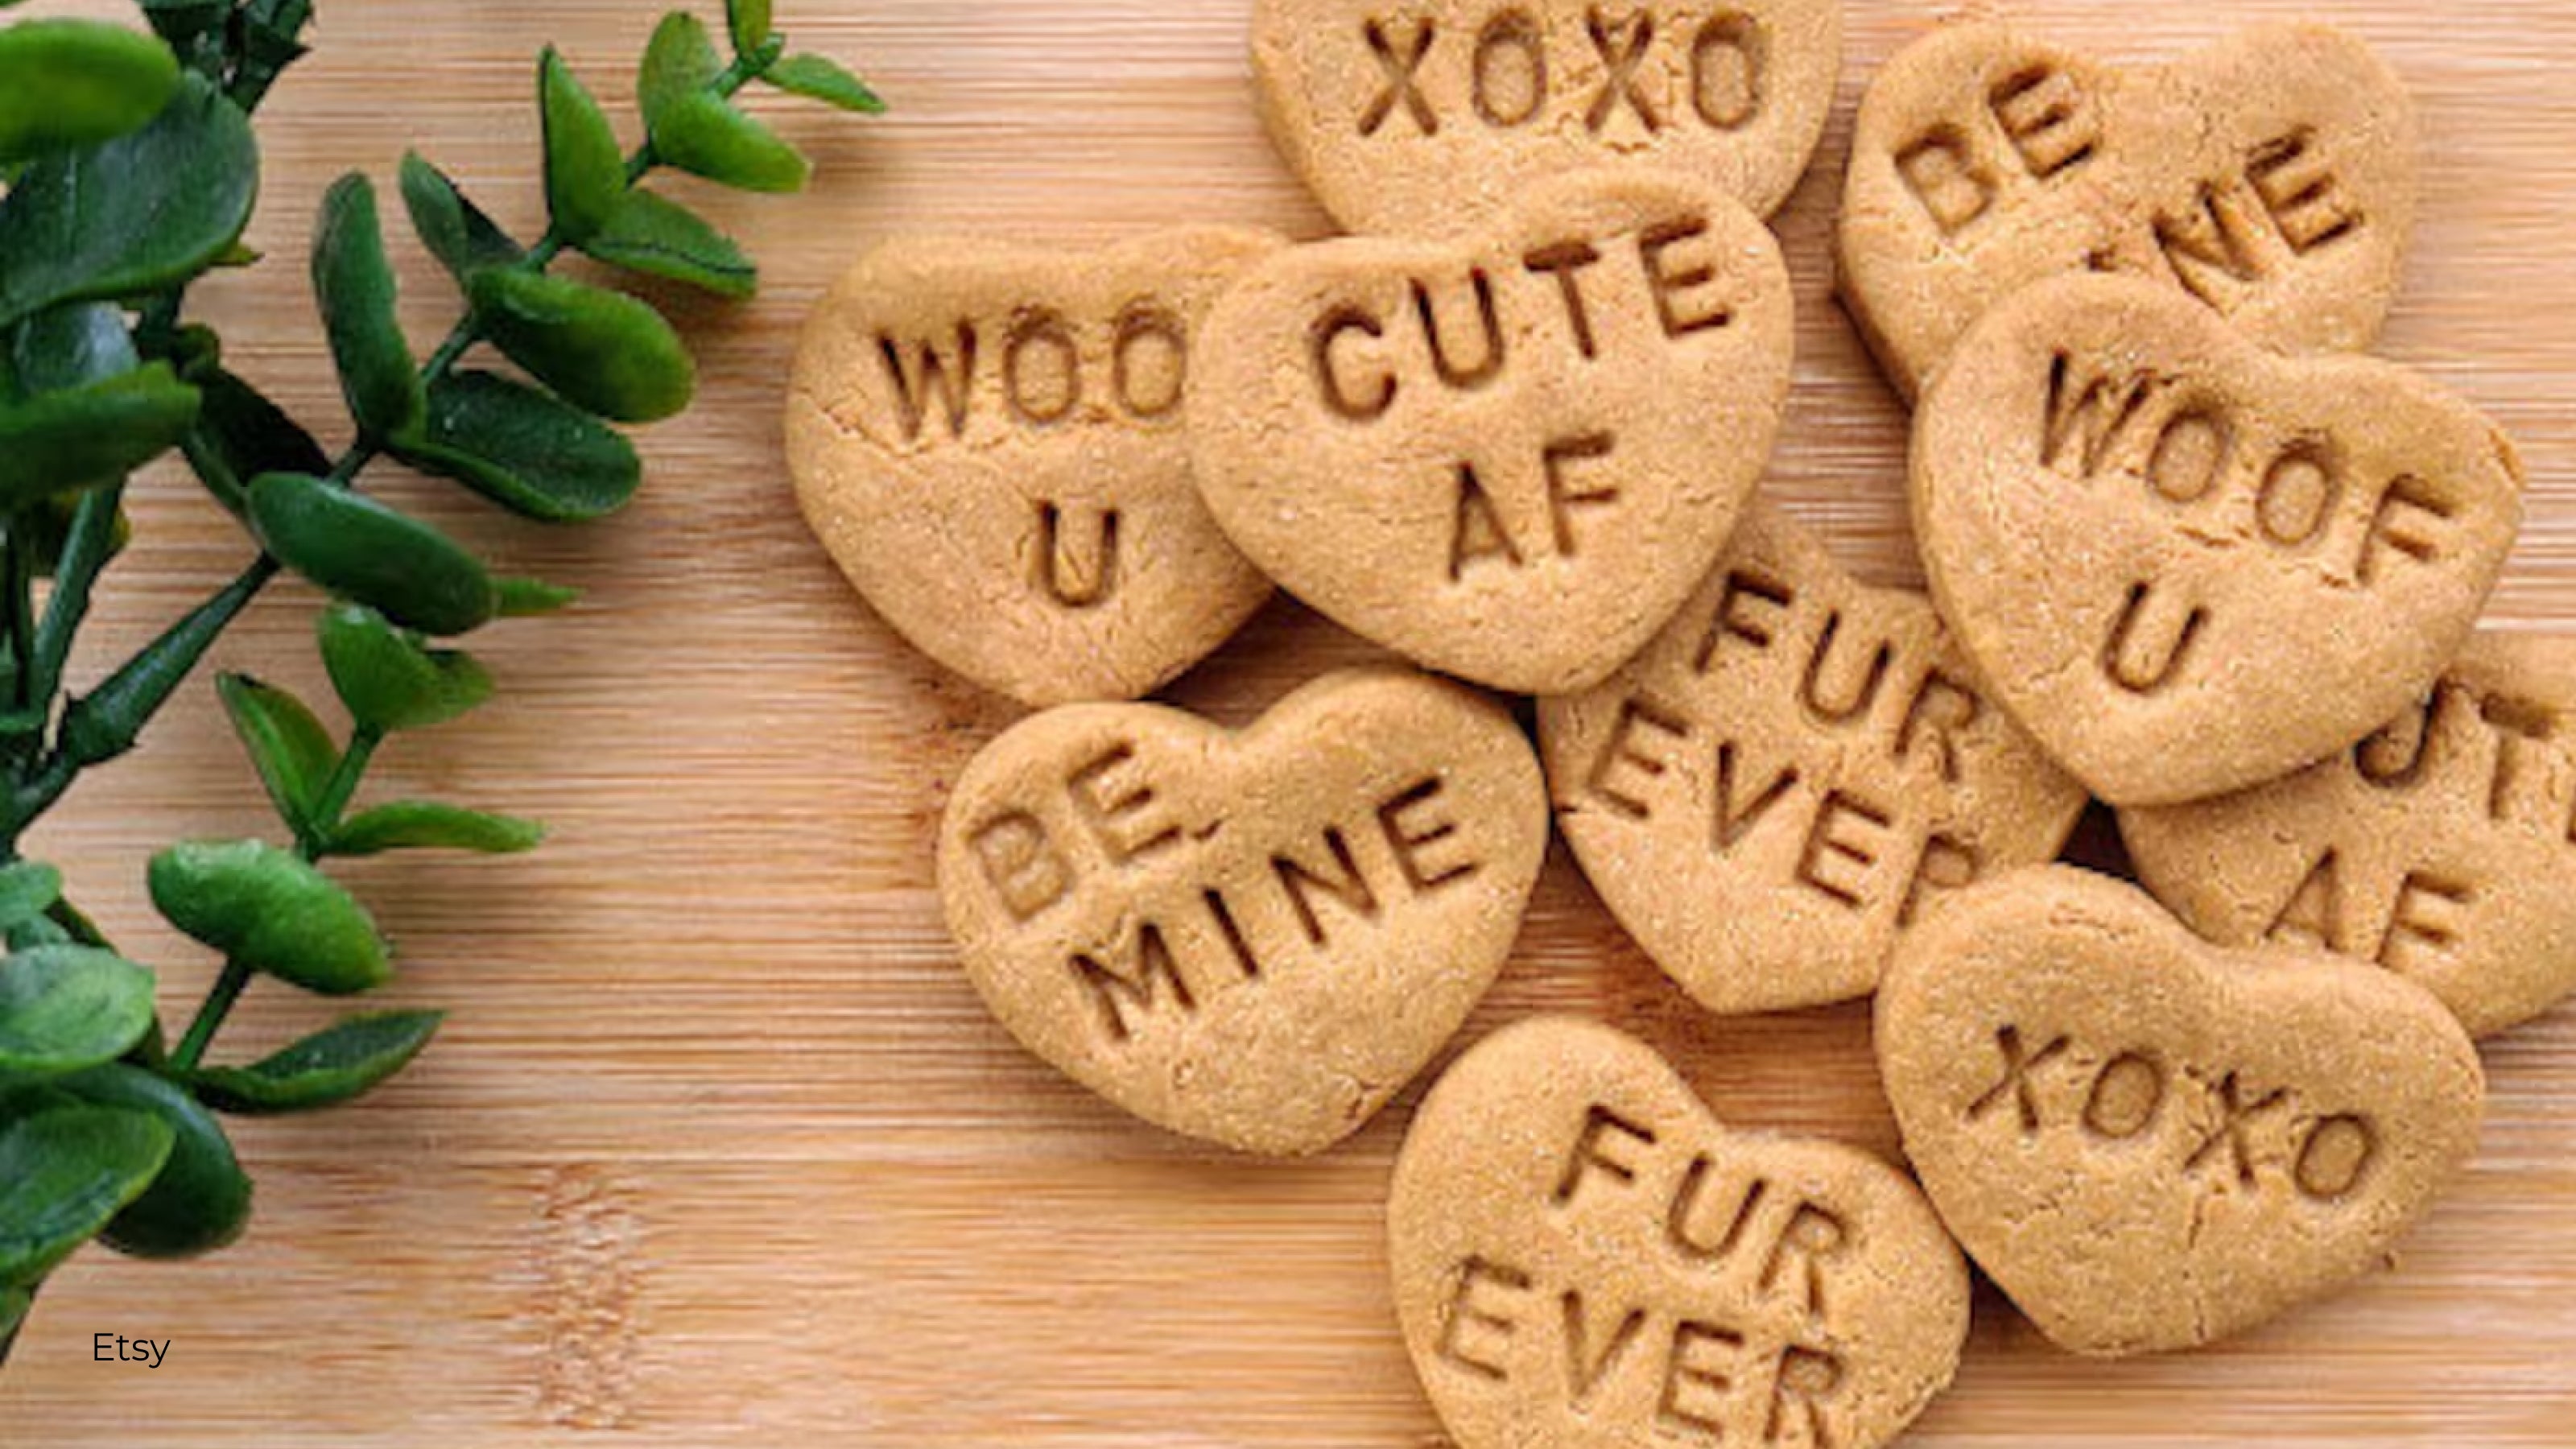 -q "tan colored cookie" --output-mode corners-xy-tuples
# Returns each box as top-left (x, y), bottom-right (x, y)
(1539, 501), (2087, 1013)
(1914, 273), (2522, 807)
(935, 667), (1547, 1155)
(2124, 632), (2576, 1038)
(1878, 866), (2483, 1357)
(1838, 20), (2417, 401)
(1192, 170), (1793, 695)
(787, 228), (1282, 707)
(1253, 0), (1842, 236)
(1390, 1016), (1969, 1449)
